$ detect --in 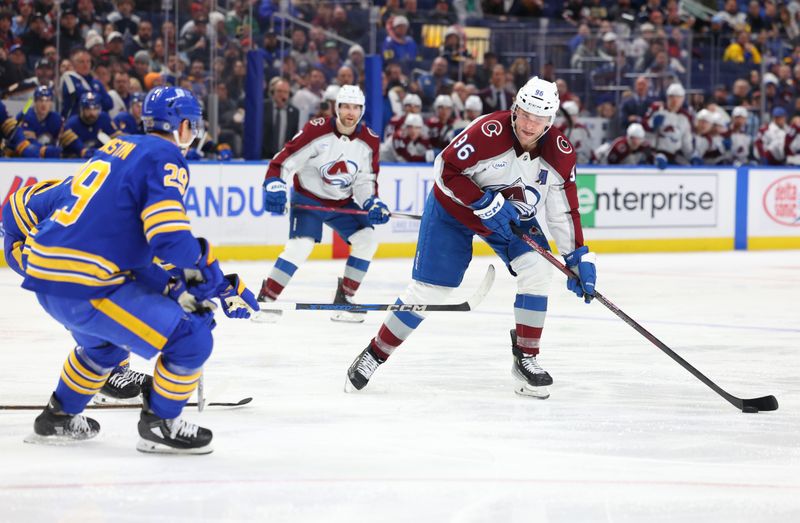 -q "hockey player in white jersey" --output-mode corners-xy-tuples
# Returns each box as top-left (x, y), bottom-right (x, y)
(556, 101), (592, 164)
(644, 83), (696, 168)
(728, 106), (753, 165)
(345, 76), (596, 399)
(755, 106), (788, 165)
(593, 123), (653, 165)
(256, 85), (390, 323)
(693, 109), (728, 165)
